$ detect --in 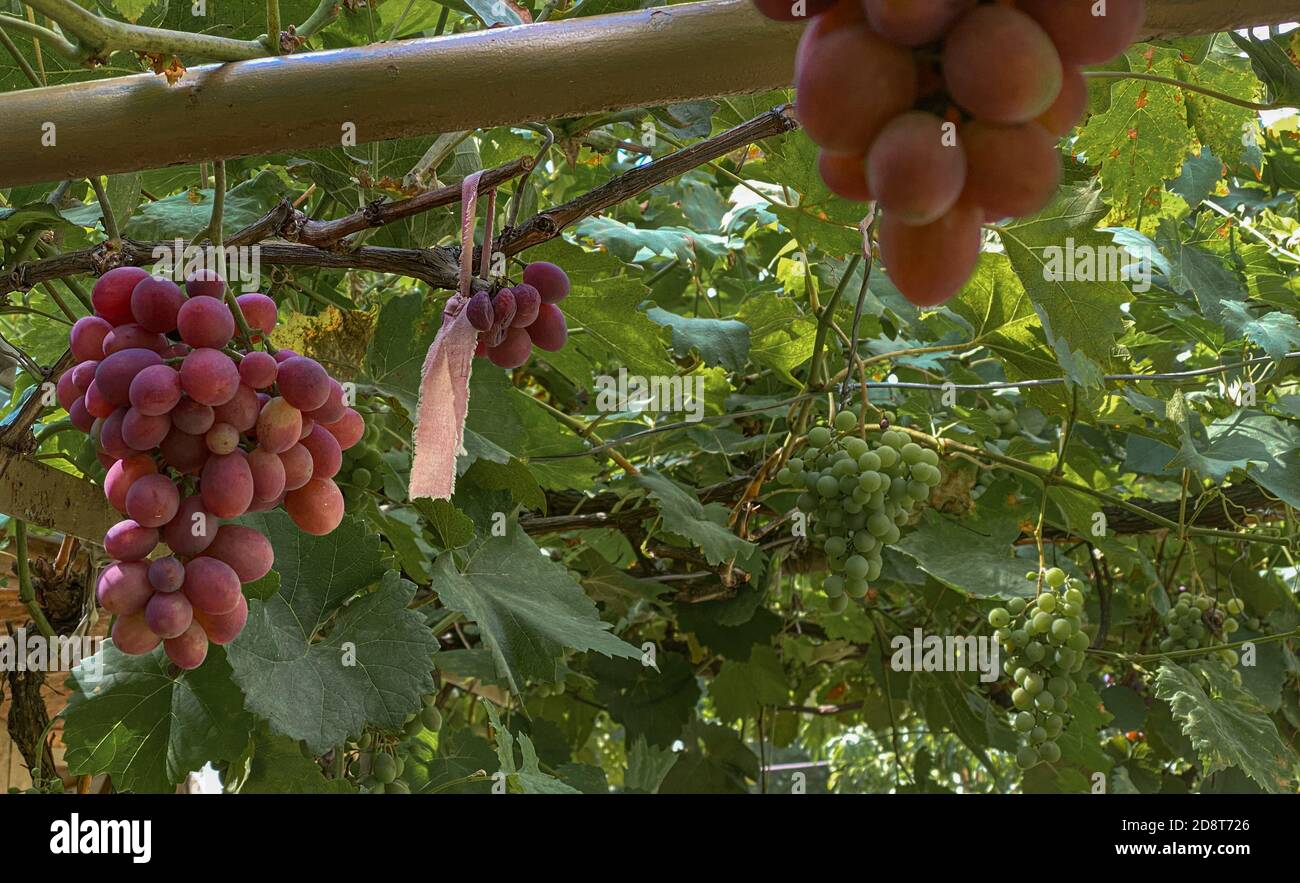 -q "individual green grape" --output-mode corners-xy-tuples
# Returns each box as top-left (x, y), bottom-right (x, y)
(1044, 567), (1066, 588)
(1038, 741), (1061, 763)
(824, 574), (845, 598)
(1013, 711), (1035, 732)
(1225, 597), (1243, 616)
(834, 410), (858, 432)
(421, 705), (443, 730)
(807, 426), (832, 447)
(827, 594), (849, 614)
(846, 577), (870, 599)
(1015, 747), (1039, 769)
(1007, 597), (1027, 616)
(988, 607), (1011, 628)
(372, 753), (397, 784)
(845, 555), (869, 579)
(1036, 592), (1057, 613)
